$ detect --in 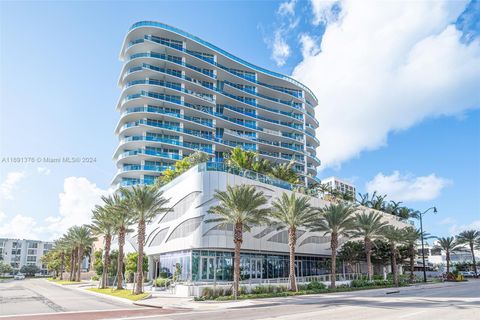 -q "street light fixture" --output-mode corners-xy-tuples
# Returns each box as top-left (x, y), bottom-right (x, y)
(419, 206), (437, 283)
